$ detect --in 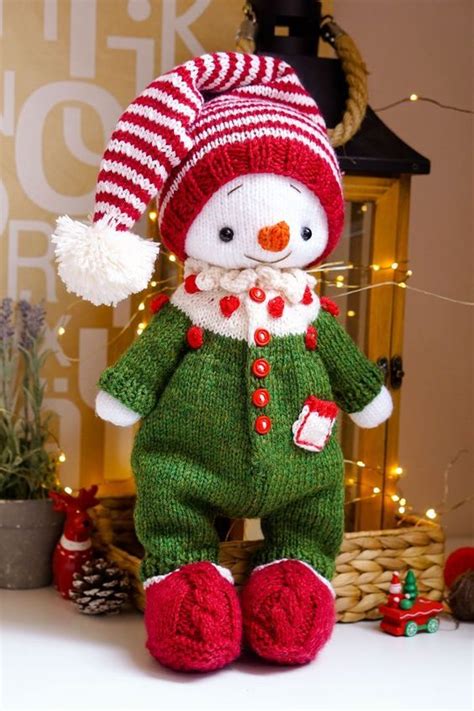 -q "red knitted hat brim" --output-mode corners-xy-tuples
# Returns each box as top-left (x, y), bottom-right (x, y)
(159, 138), (344, 265)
